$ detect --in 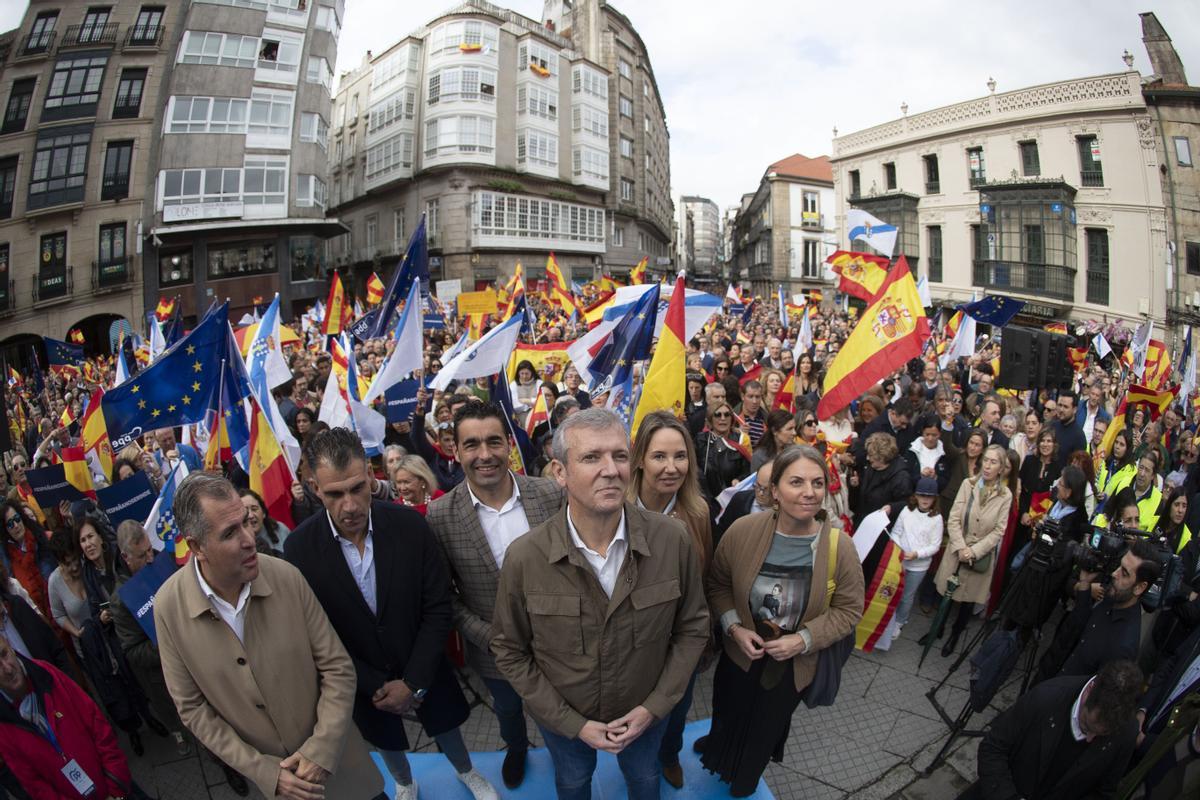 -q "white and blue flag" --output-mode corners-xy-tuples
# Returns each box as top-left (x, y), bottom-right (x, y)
(847, 208), (898, 259)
